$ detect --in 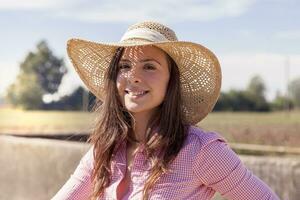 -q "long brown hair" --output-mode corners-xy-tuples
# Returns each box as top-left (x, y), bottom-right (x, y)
(88, 46), (188, 200)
